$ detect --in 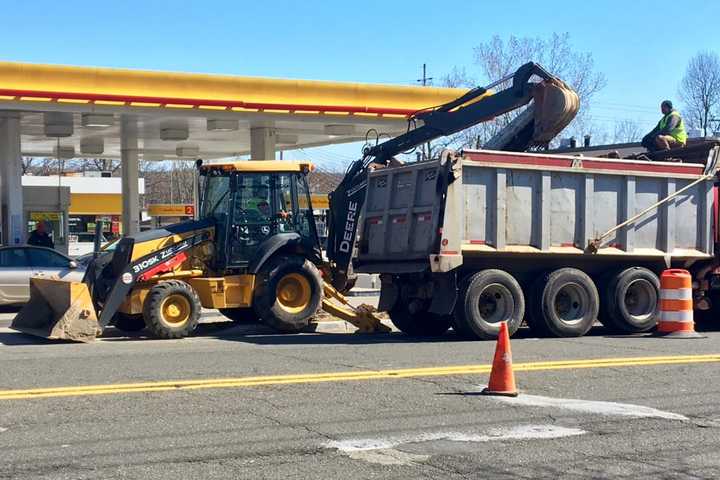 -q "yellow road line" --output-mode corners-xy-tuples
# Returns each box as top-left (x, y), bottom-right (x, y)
(0, 354), (718, 401)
